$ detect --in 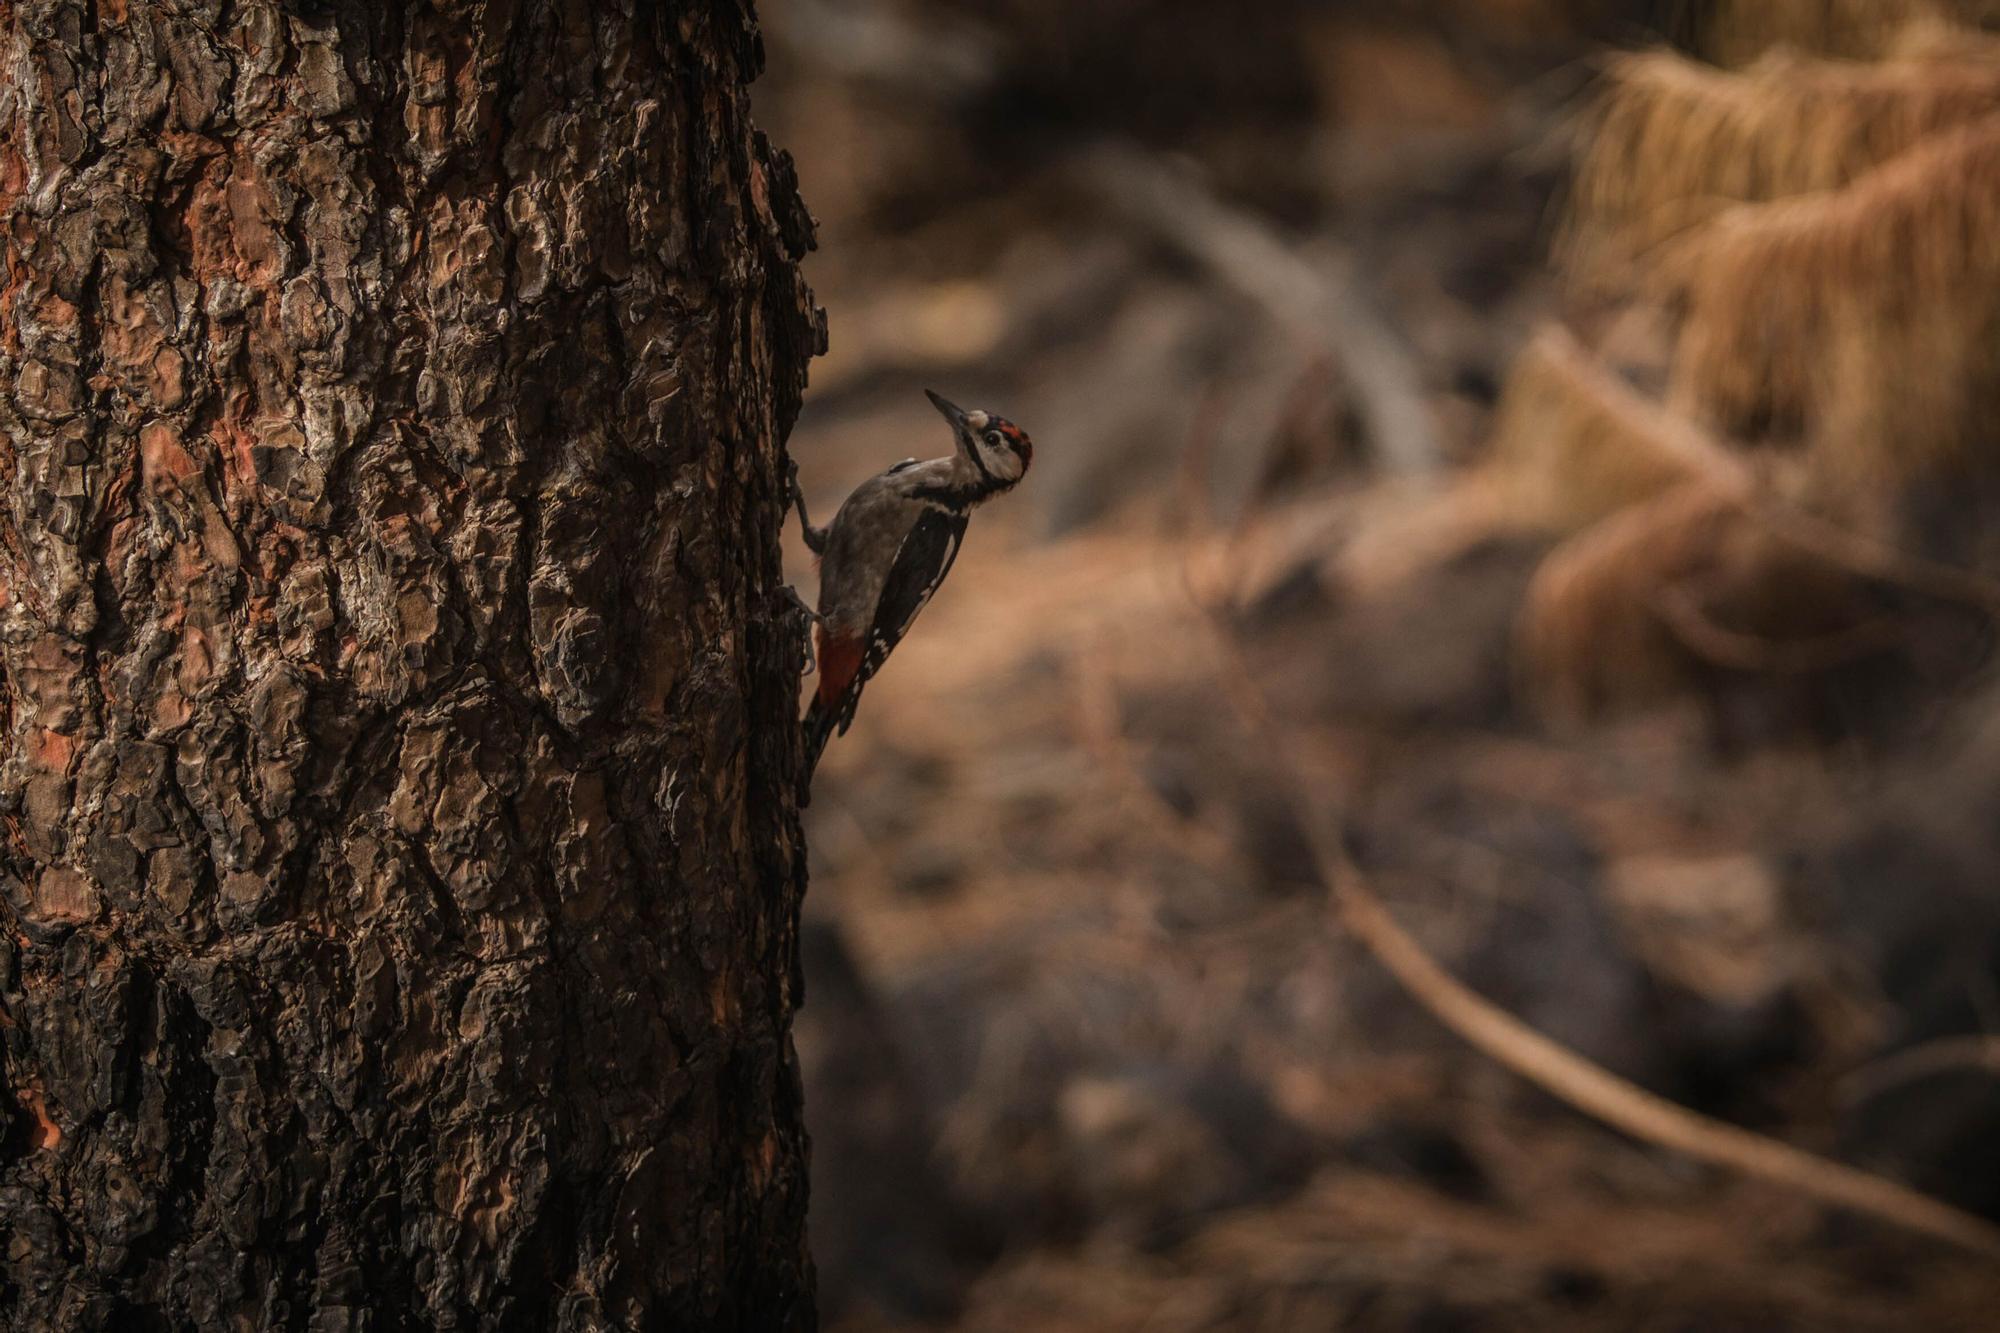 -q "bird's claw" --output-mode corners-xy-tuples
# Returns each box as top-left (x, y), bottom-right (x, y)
(781, 584), (819, 676)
